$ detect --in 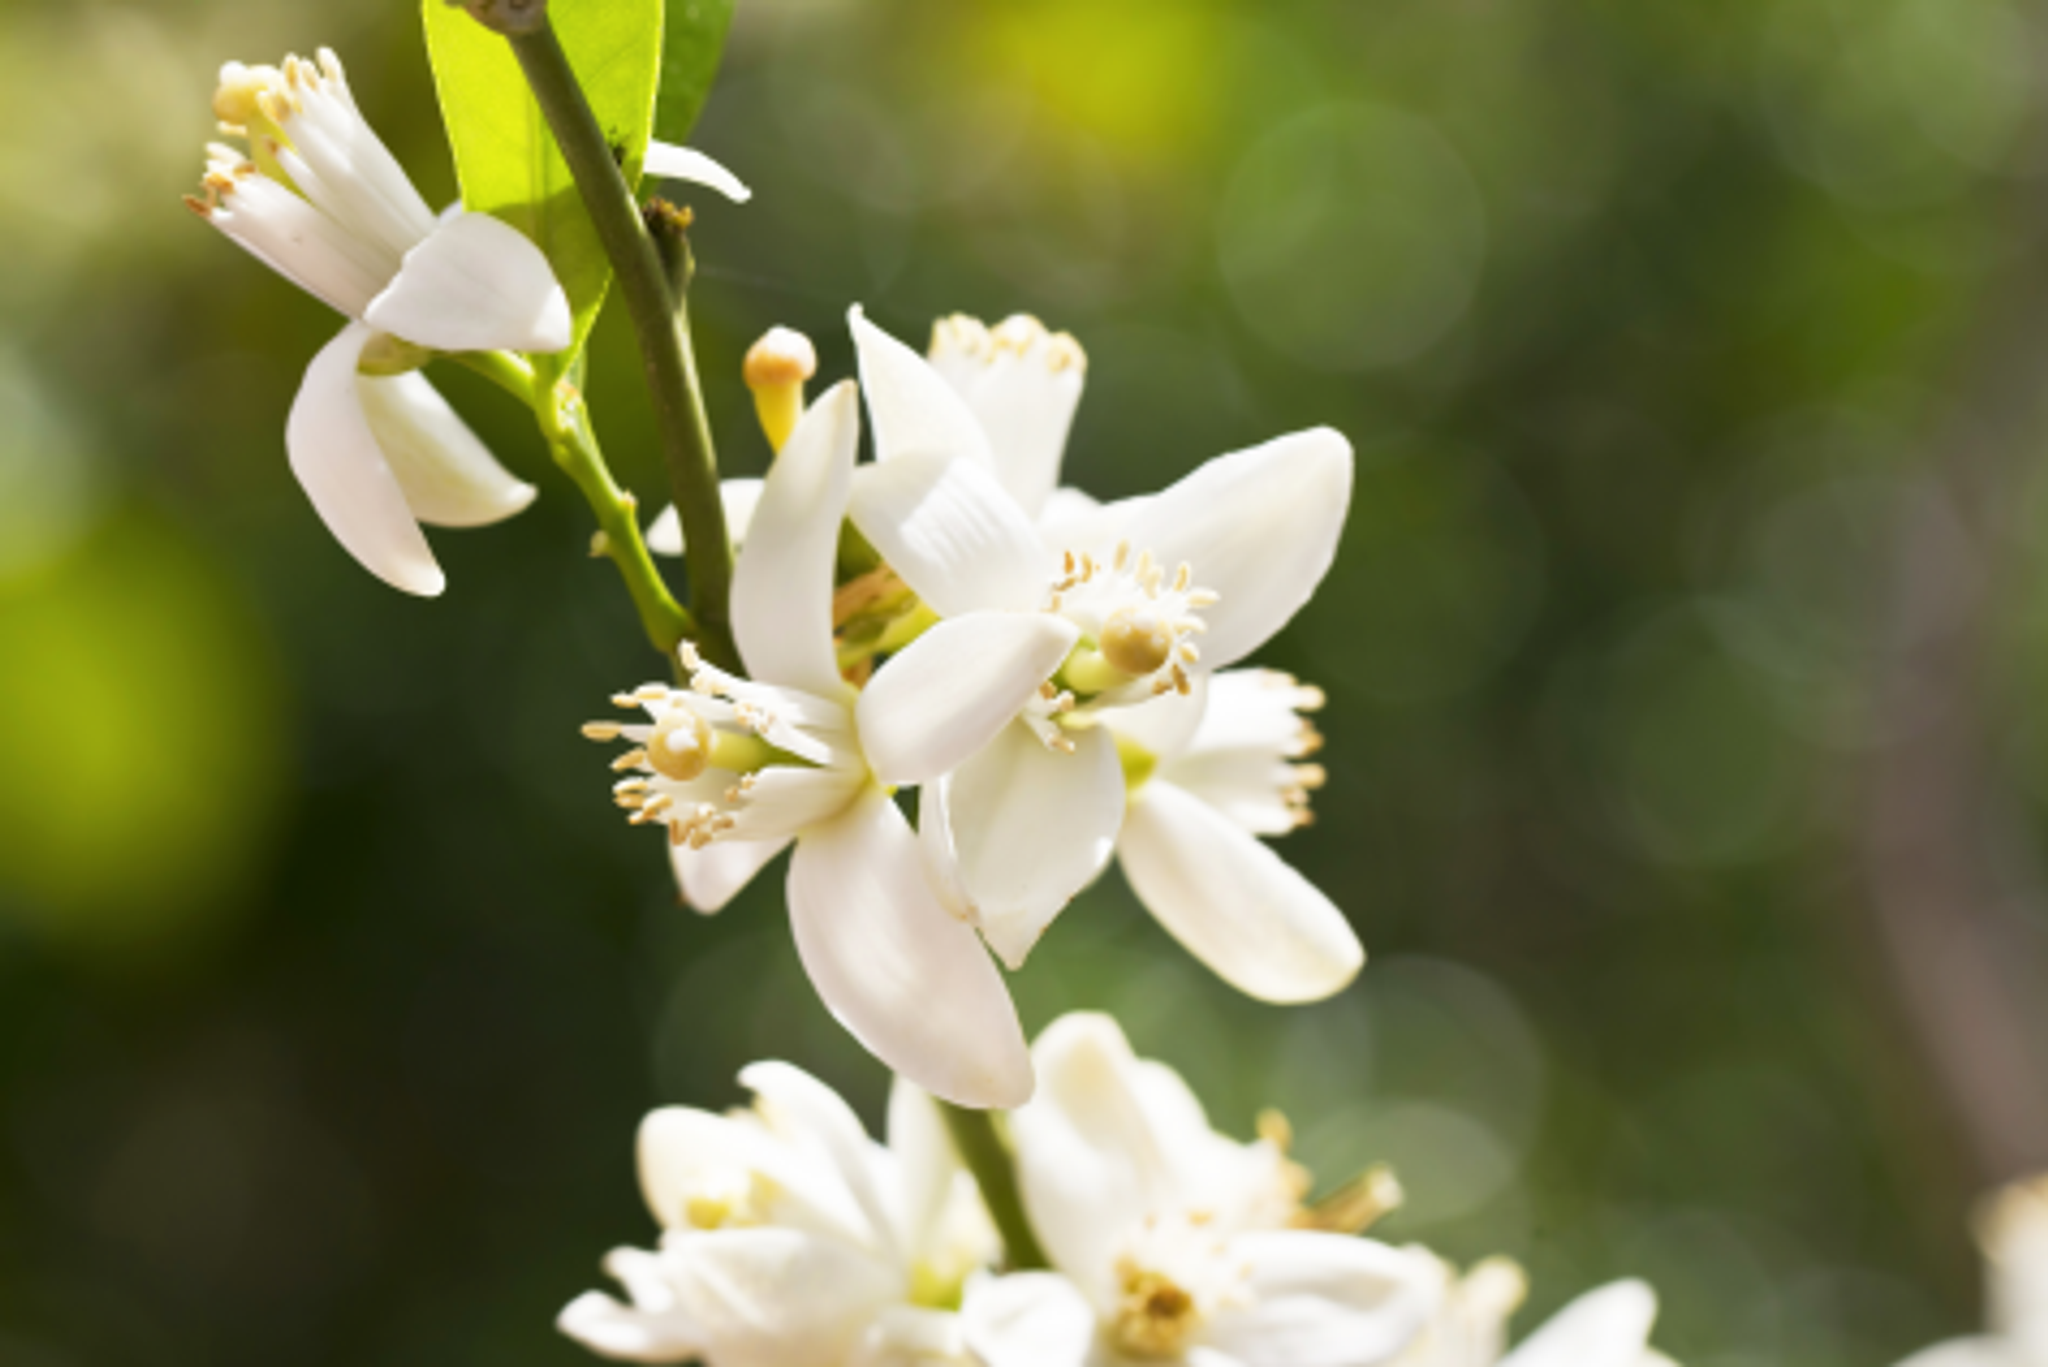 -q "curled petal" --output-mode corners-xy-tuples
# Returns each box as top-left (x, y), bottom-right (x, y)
(647, 479), (766, 557)
(788, 790), (1033, 1109)
(849, 452), (1048, 617)
(1205, 1234), (1440, 1367)
(364, 211), (571, 354)
(286, 322), (444, 596)
(356, 370), (535, 527)
(850, 305), (995, 468)
(558, 1271), (702, 1363)
(857, 612), (1080, 786)
(732, 382), (863, 698)
(739, 1061), (902, 1264)
(644, 141), (752, 203)
(933, 722), (1123, 969)
(669, 835), (789, 914)
(1120, 428), (1353, 671)
(1119, 780), (1362, 1003)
